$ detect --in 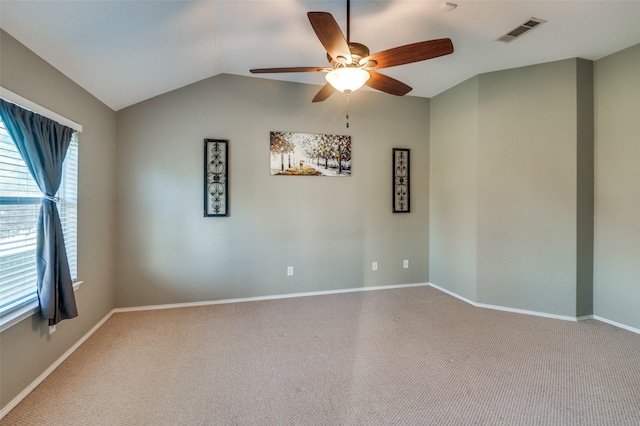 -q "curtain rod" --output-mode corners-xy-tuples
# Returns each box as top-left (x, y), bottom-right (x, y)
(0, 86), (83, 132)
